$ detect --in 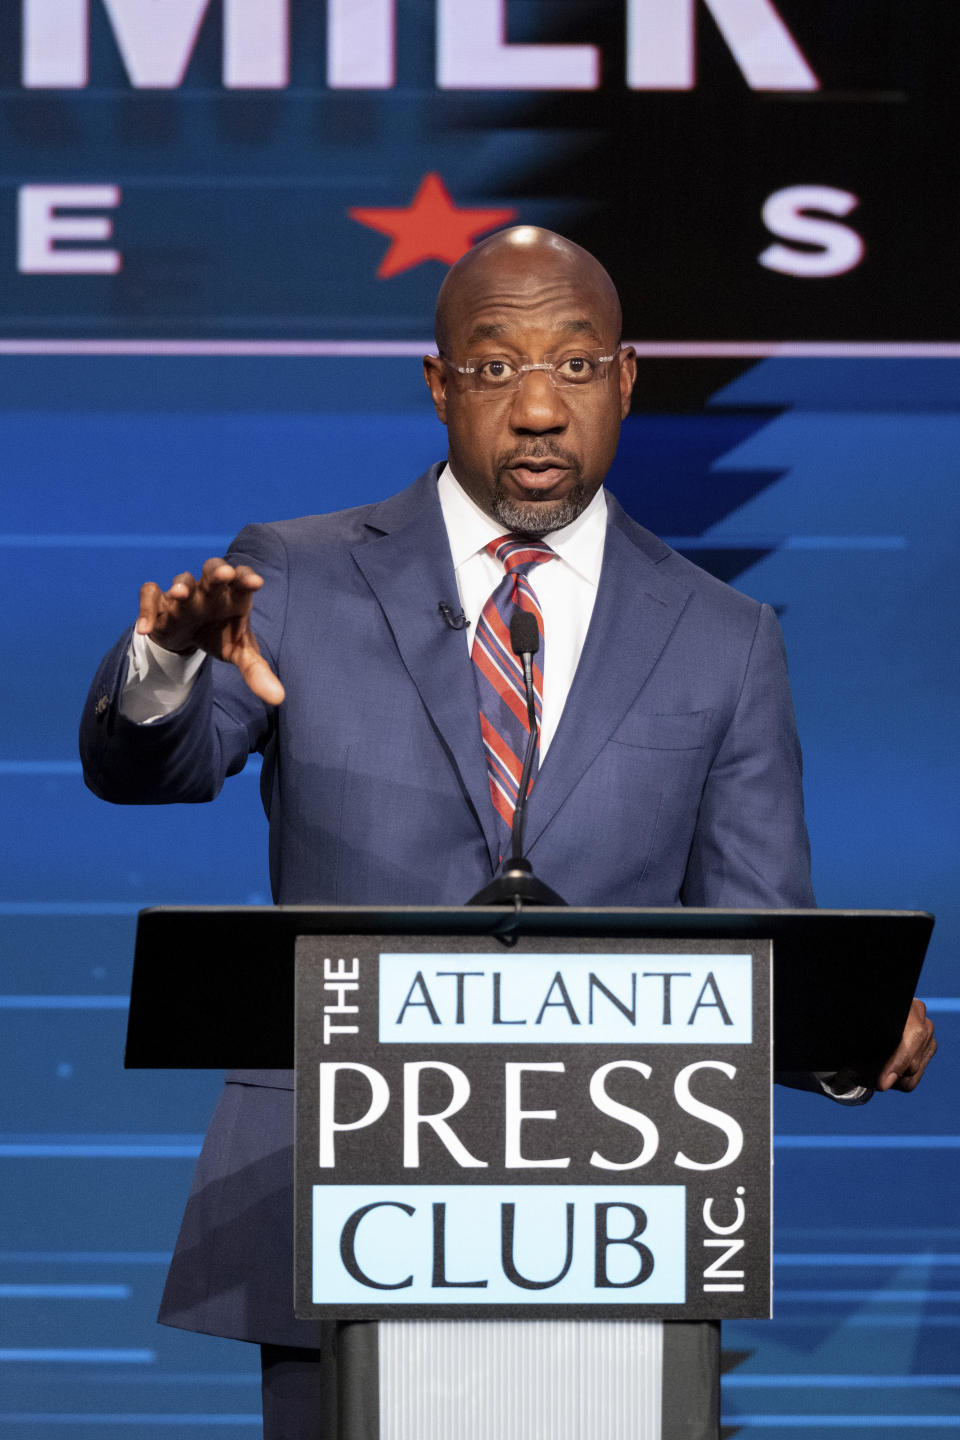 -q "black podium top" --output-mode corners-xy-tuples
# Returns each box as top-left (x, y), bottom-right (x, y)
(123, 904), (932, 1077)
(125, 904), (932, 1076)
